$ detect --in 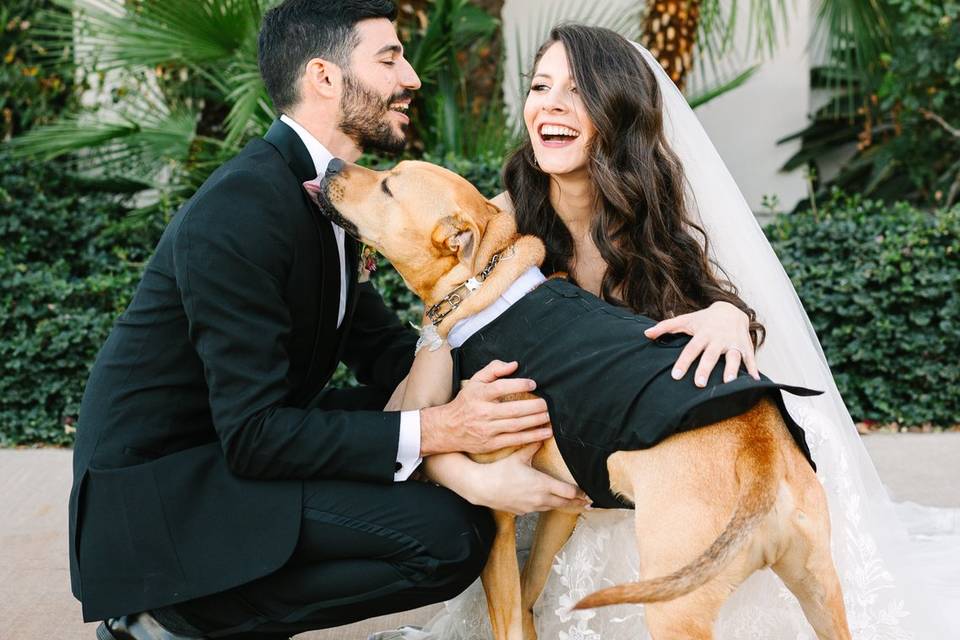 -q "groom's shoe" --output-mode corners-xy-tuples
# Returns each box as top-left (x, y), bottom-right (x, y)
(96, 611), (204, 640)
